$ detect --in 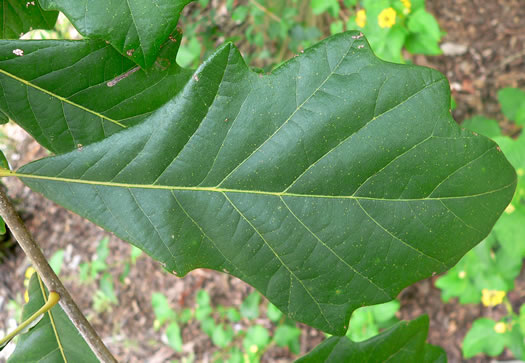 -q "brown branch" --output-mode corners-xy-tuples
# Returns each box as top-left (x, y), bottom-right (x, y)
(0, 186), (117, 363)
